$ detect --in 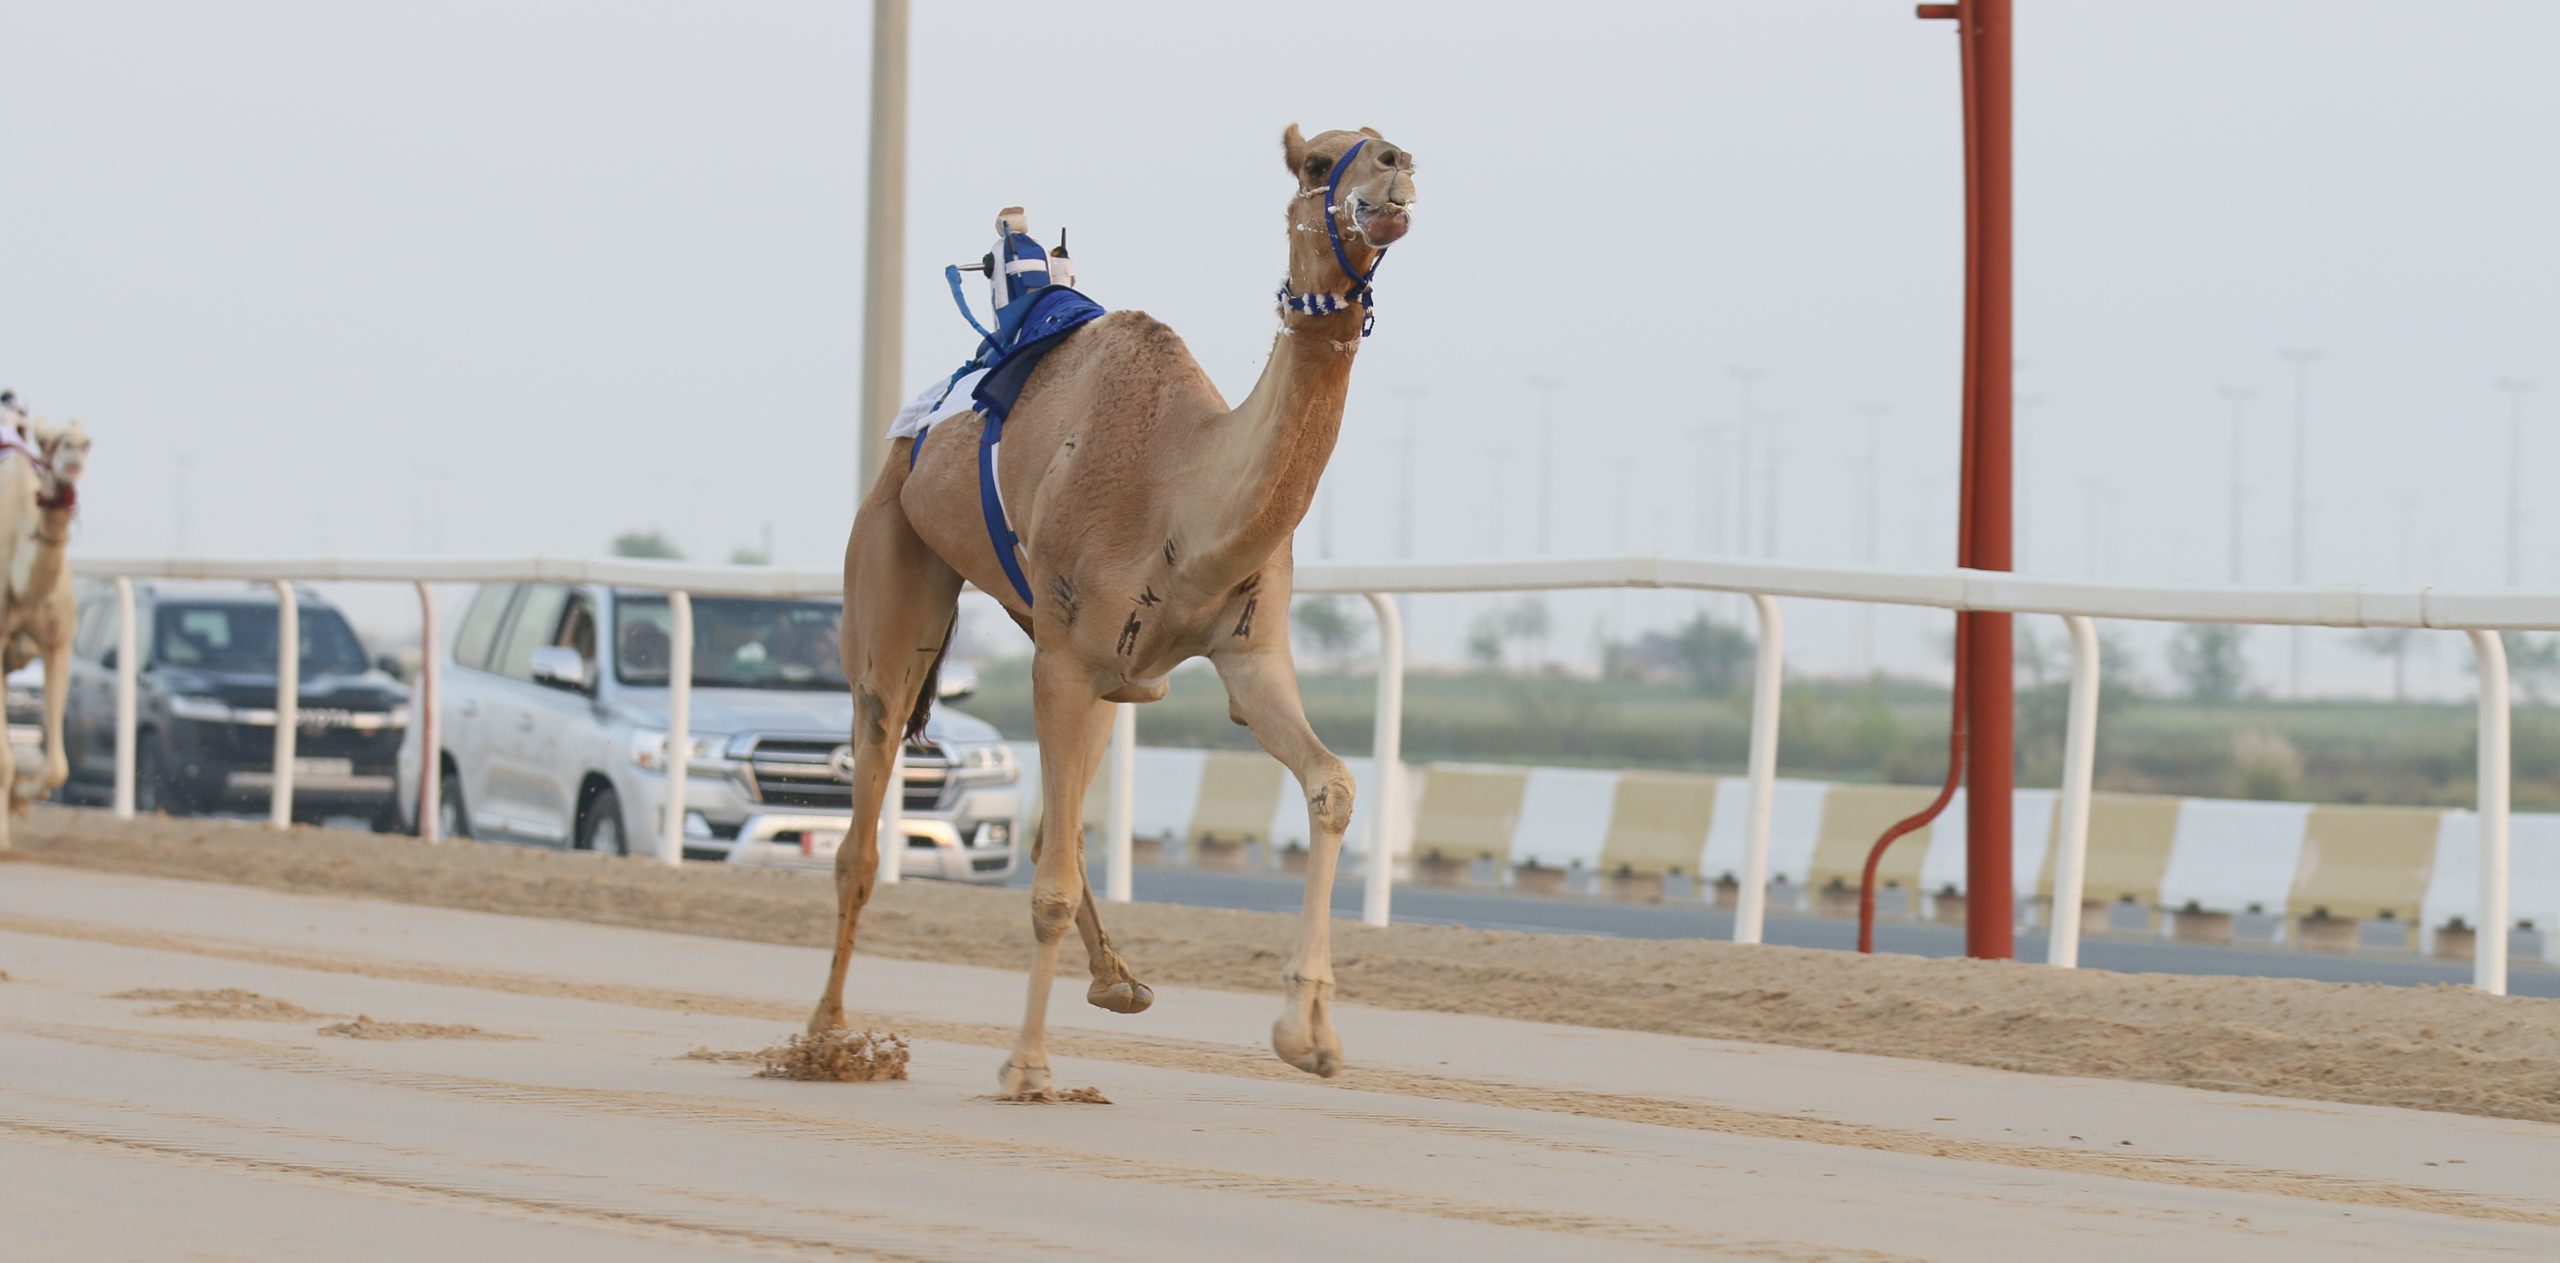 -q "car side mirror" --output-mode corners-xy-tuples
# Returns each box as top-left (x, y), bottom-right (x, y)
(375, 653), (413, 684)
(99, 648), (115, 670)
(529, 645), (593, 692)
(936, 660), (979, 703)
